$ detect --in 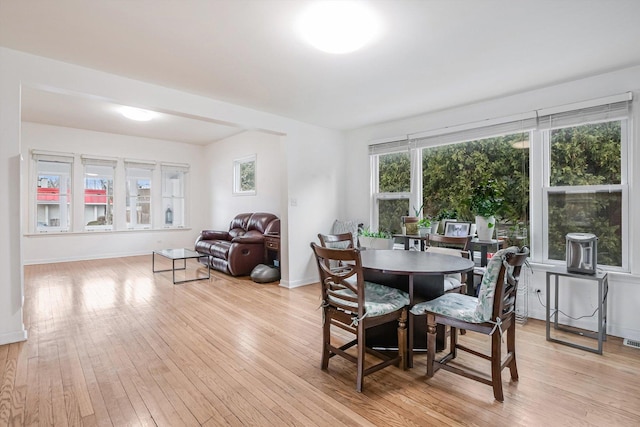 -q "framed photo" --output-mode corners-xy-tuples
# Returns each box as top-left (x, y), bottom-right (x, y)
(444, 221), (470, 237)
